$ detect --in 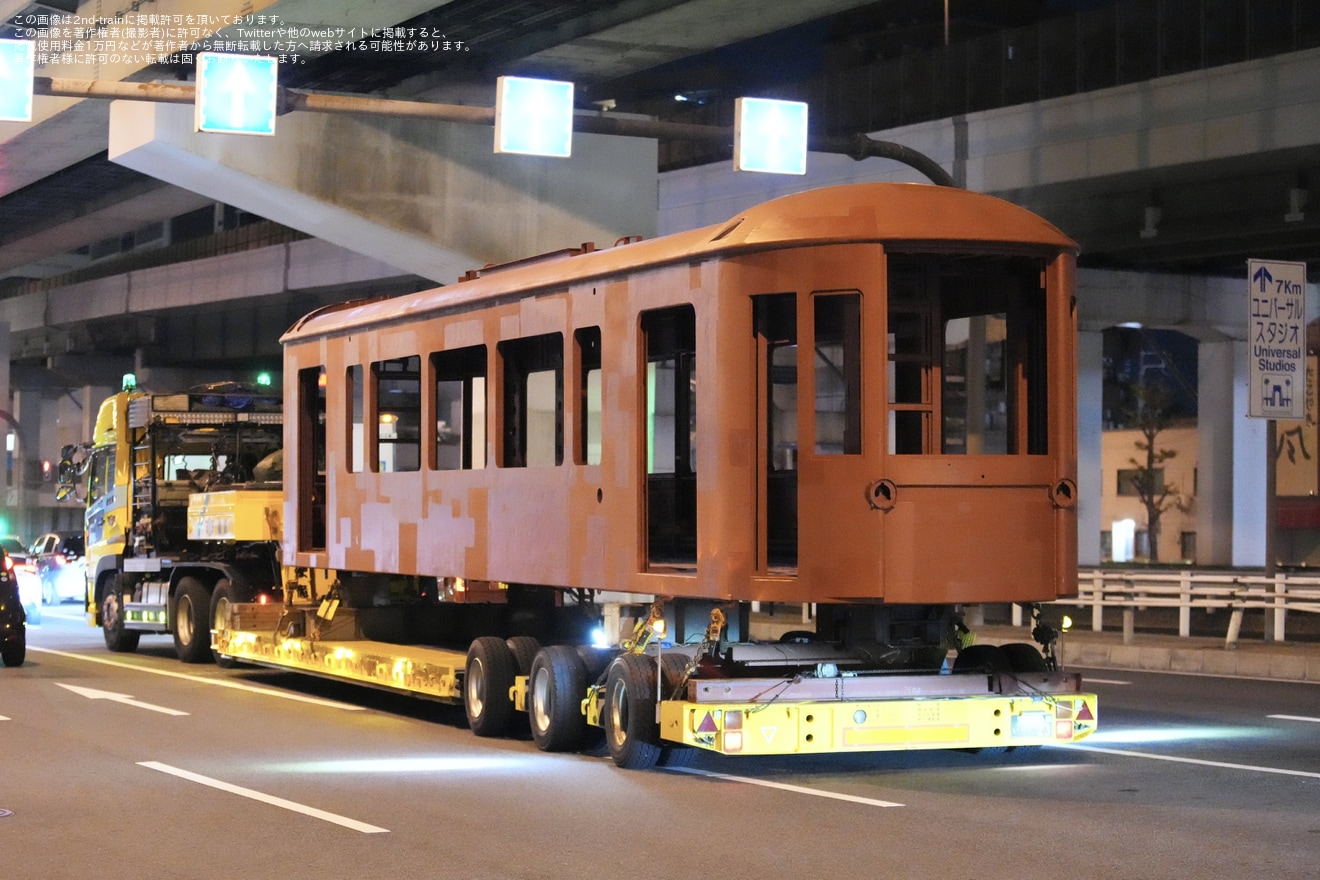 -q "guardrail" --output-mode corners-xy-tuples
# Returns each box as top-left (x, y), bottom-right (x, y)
(1029, 570), (1320, 647)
